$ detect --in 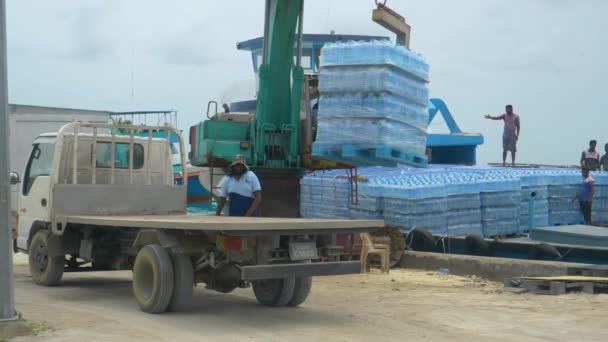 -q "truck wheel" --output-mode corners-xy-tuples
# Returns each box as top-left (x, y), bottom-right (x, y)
(287, 277), (312, 307)
(168, 253), (194, 312)
(28, 231), (64, 286)
(132, 245), (175, 313)
(252, 278), (295, 307)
